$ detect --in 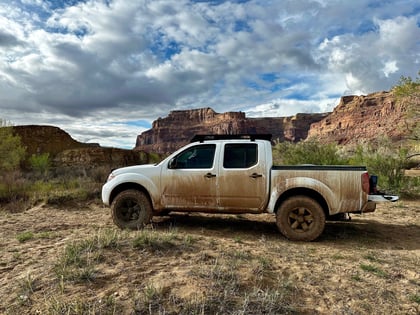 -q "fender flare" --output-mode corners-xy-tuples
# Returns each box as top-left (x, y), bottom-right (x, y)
(105, 173), (160, 209)
(267, 177), (337, 214)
